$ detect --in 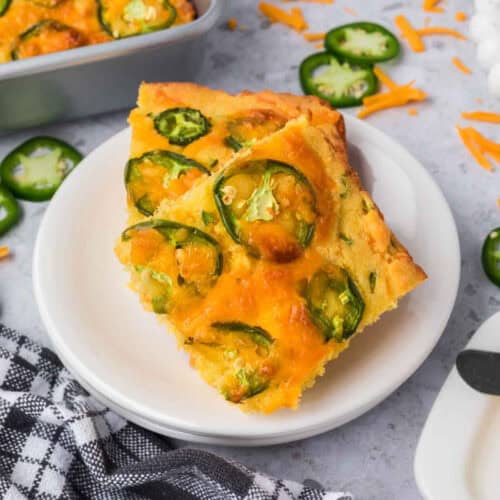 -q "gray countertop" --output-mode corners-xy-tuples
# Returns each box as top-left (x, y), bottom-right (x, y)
(1, 0), (499, 498)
